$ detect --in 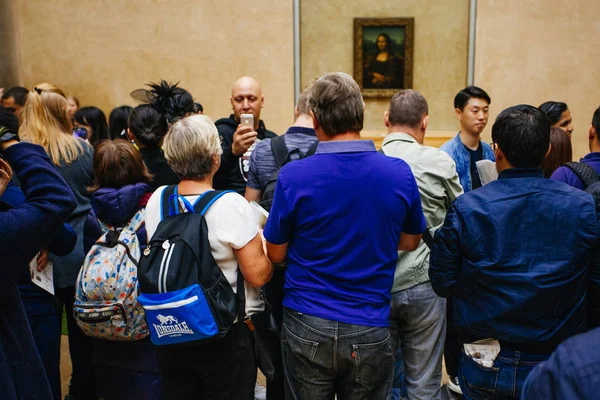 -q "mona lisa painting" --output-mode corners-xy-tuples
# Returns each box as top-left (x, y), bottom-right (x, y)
(354, 18), (414, 98)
